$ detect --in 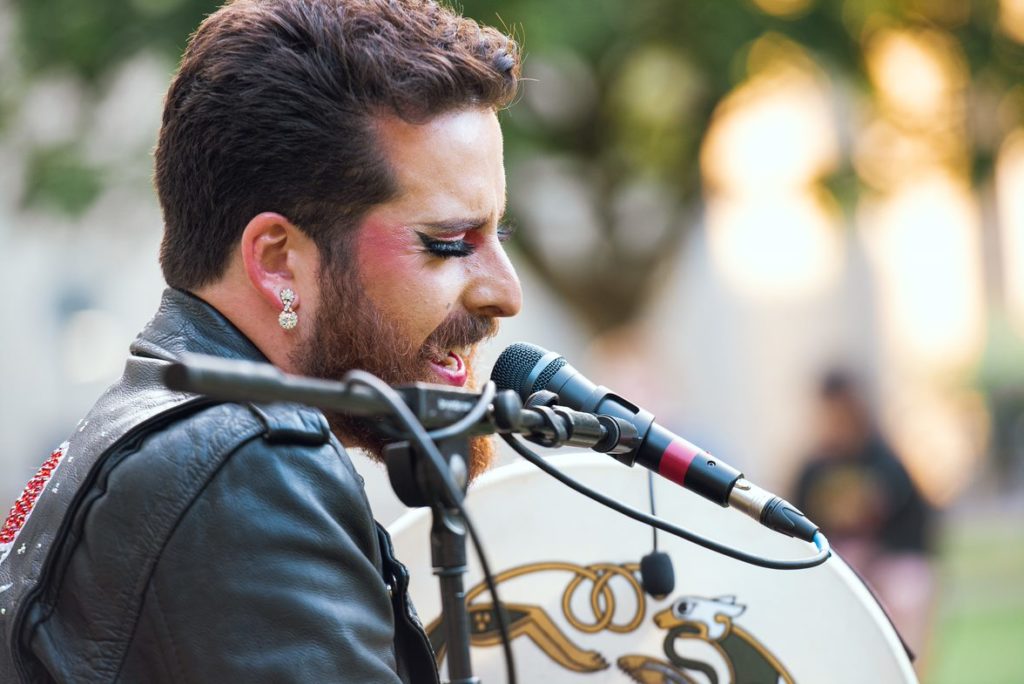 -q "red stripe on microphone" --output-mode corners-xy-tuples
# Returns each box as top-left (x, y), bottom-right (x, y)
(658, 438), (700, 486)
